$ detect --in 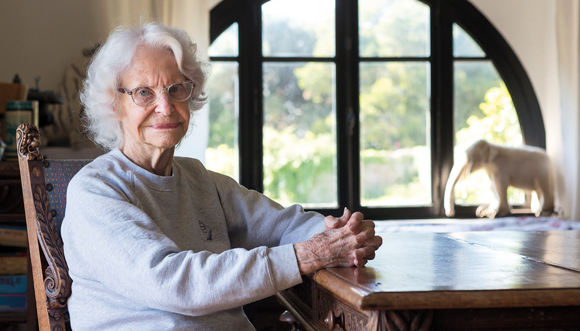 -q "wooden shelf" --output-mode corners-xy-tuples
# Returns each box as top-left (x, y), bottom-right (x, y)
(0, 311), (27, 323)
(1, 161), (25, 219)
(0, 215), (25, 223)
